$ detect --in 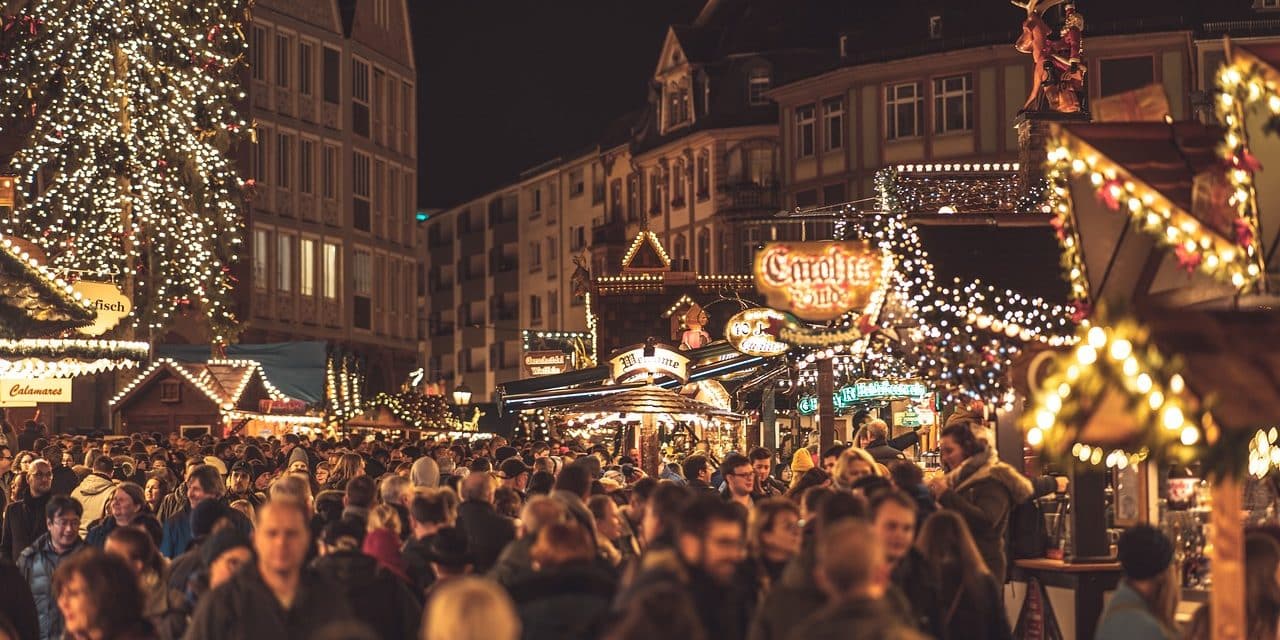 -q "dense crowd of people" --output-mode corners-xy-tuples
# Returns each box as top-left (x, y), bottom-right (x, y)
(0, 413), (1235, 640)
